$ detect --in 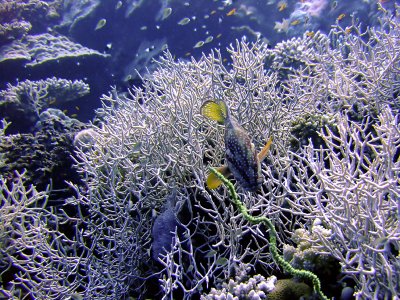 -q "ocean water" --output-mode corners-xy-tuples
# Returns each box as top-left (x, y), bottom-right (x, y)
(1, 0), (397, 126)
(0, 0), (399, 299)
